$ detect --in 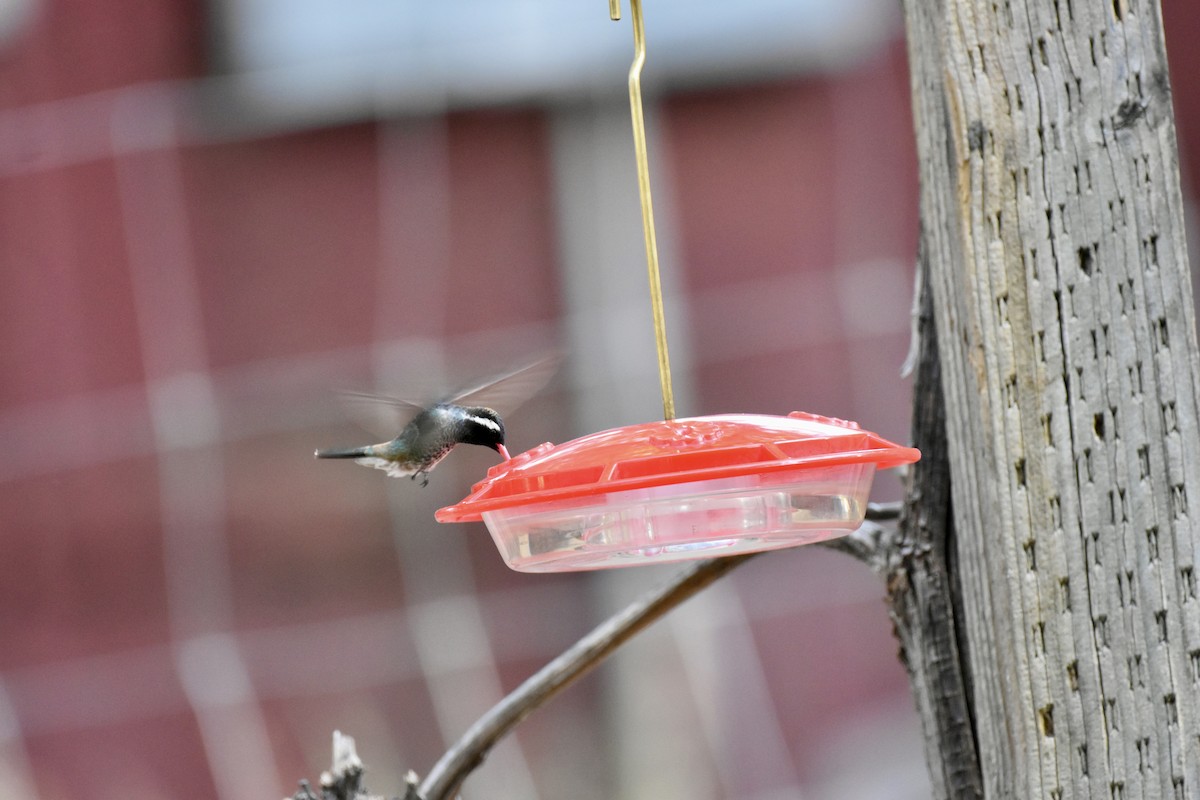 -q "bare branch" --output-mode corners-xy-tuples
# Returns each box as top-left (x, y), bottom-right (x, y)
(816, 501), (901, 572)
(817, 519), (893, 572)
(416, 508), (901, 799)
(295, 511), (901, 800)
(865, 500), (903, 521)
(416, 551), (755, 799)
